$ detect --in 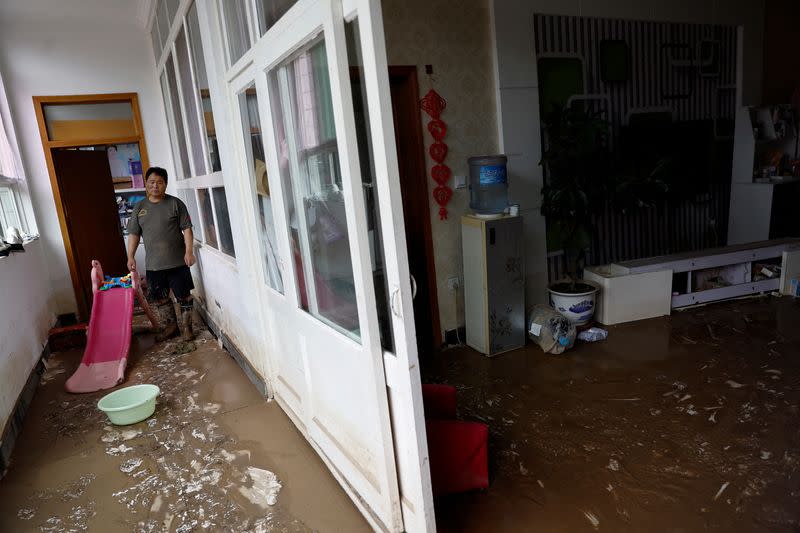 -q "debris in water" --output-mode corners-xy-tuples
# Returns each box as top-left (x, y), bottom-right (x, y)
(606, 483), (614, 492)
(708, 411), (718, 423)
(678, 394), (692, 403)
(239, 467), (282, 508)
(106, 444), (133, 456)
(203, 403), (221, 414)
(519, 463), (529, 475)
(120, 458), (143, 474)
(672, 381), (688, 391)
(17, 508), (35, 520)
(607, 458), (620, 471)
(609, 398), (641, 401)
(761, 451), (772, 460)
(101, 430), (121, 443)
(713, 481), (730, 501)
(583, 510), (600, 529)
(686, 405), (698, 416)
(120, 429), (141, 441)
(725, 380), (745, 388)
(537, 479), (544, 489)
